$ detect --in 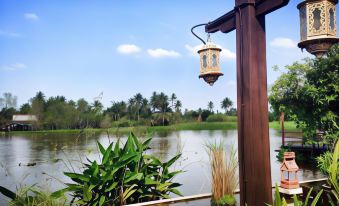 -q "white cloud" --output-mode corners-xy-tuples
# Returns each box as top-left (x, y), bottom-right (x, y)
(0, 30), (22, 38)
(147, 48), (181, 58)
(117, 44), (141, 54)
(24, 13), (39, 21)
(1, 63), (27, 71)
(185, 44), (236, 60)
(270, 37), (297, 49)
